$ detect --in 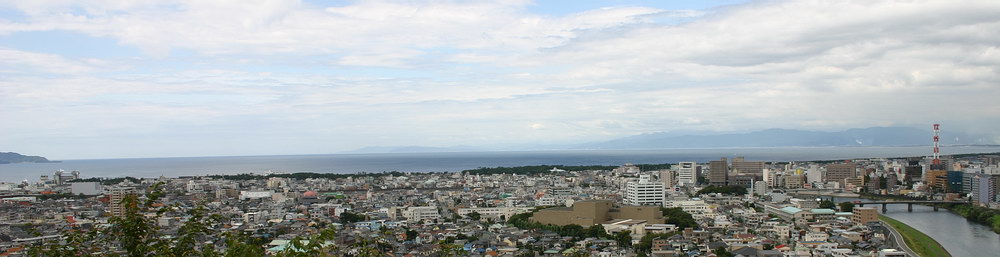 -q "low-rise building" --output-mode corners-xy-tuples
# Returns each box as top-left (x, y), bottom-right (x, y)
(531, 200), (665, 226)
(852, 207), (878, 224)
